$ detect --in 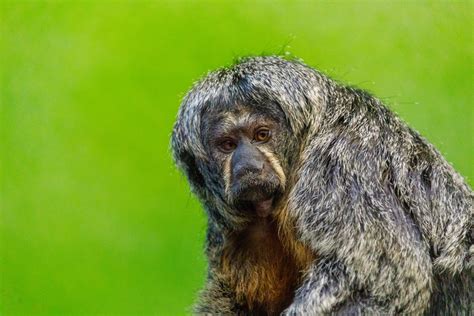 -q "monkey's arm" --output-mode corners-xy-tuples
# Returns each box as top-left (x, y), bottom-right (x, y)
(283, 257), (392, 315)
(284, 152), (433, 313)
(284, 226), (432, 315)
(282, 258), (353, 315)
